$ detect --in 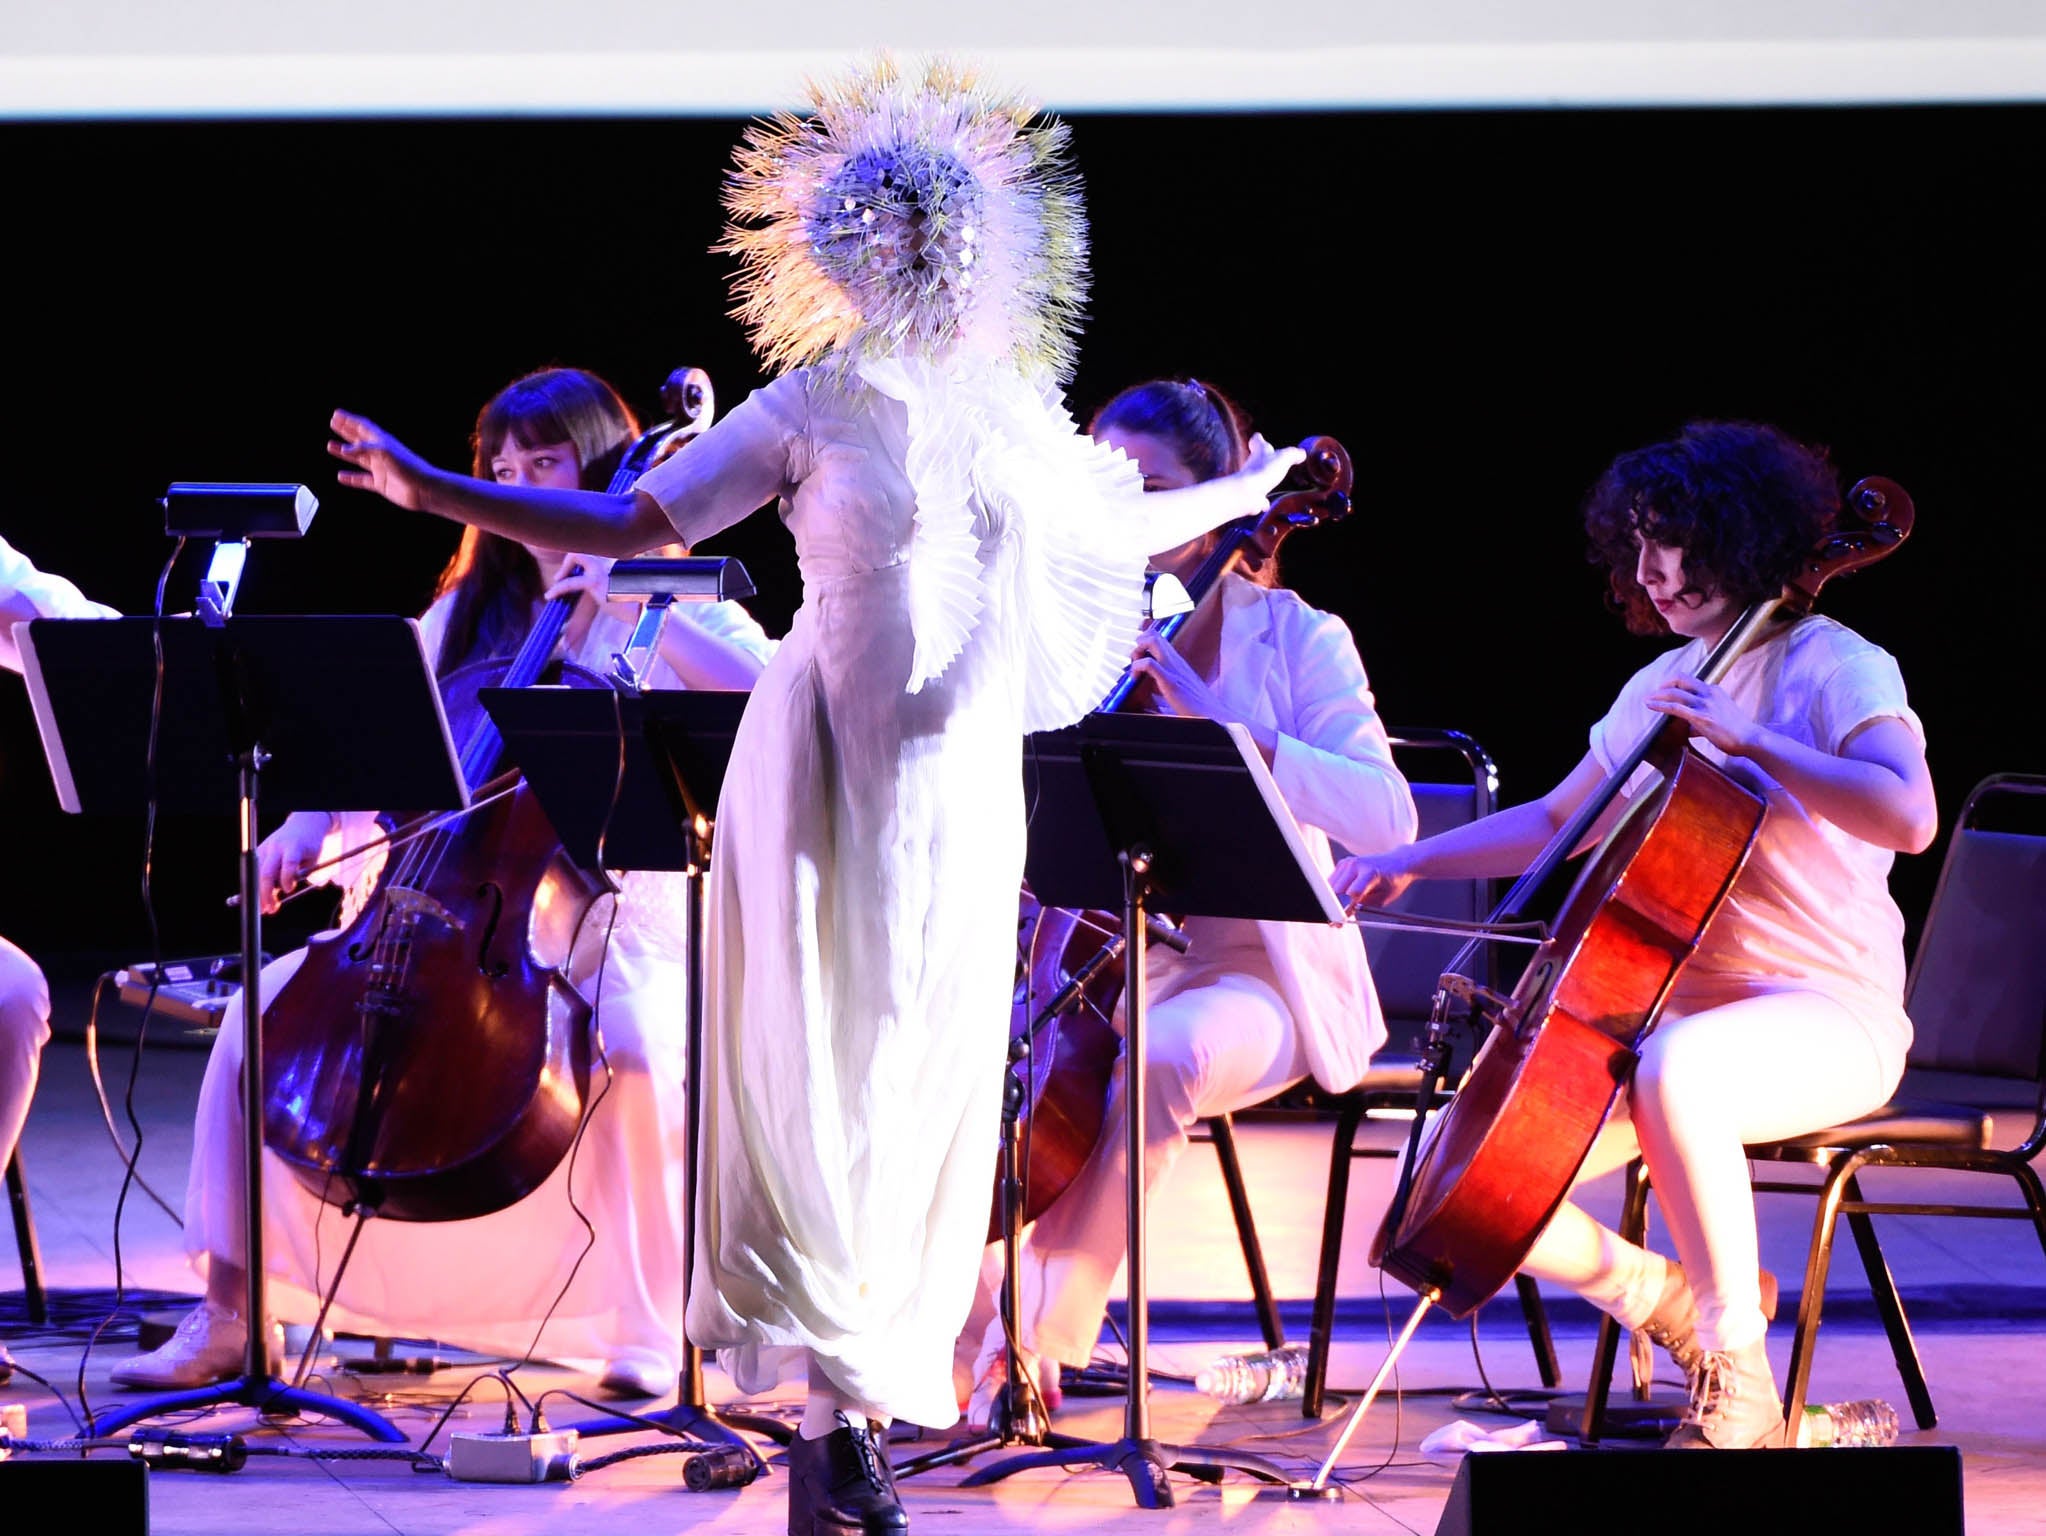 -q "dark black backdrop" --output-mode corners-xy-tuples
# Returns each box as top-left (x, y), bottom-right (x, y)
(1, 103), (2038, 979)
